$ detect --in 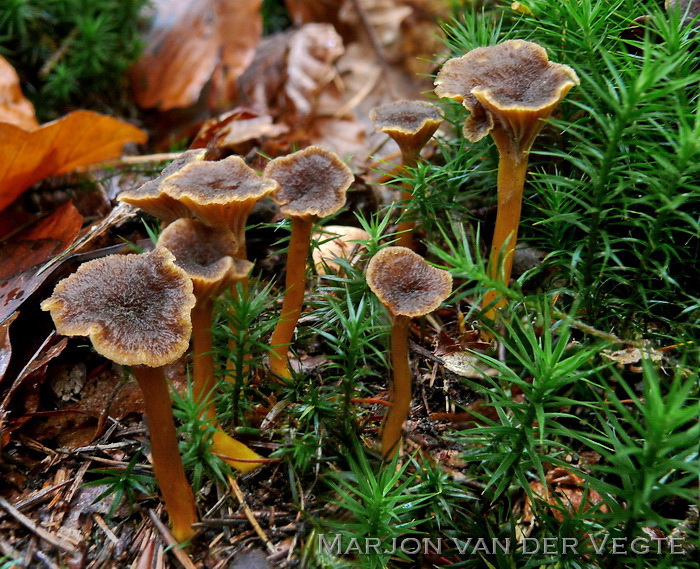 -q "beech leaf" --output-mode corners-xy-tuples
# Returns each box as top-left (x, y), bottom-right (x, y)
(130, 0), (263, 110)
(0, 111), (147, 212)
(0, 56), (39, 131)
(0, 201), (83, 280)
